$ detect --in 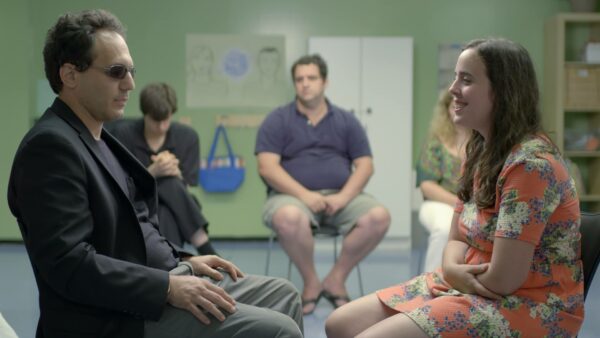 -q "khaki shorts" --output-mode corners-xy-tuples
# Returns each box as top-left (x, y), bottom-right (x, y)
(263, 190), (384, 235)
